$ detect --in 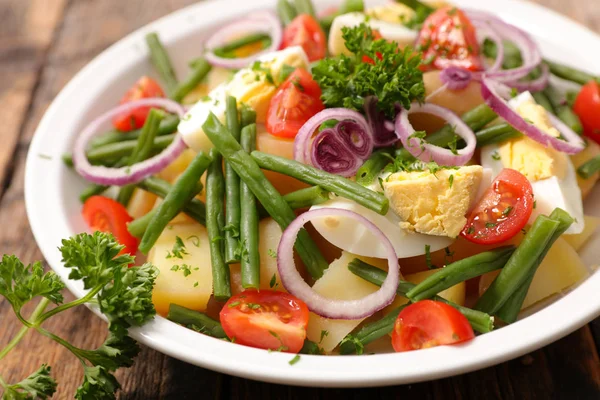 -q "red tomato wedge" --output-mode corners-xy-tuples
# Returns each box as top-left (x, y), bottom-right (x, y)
(573, 80), (600, 144)
(82, 196), (139, 256)
(392, 300), (475, 352)
(461, 168), (534, 245)
(281, 14), (327, 62)
(220, 290), (309, 353)
(266, 68), (325, 138)
(113, 76), (165, 132)
(416, 6), (482, 72)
